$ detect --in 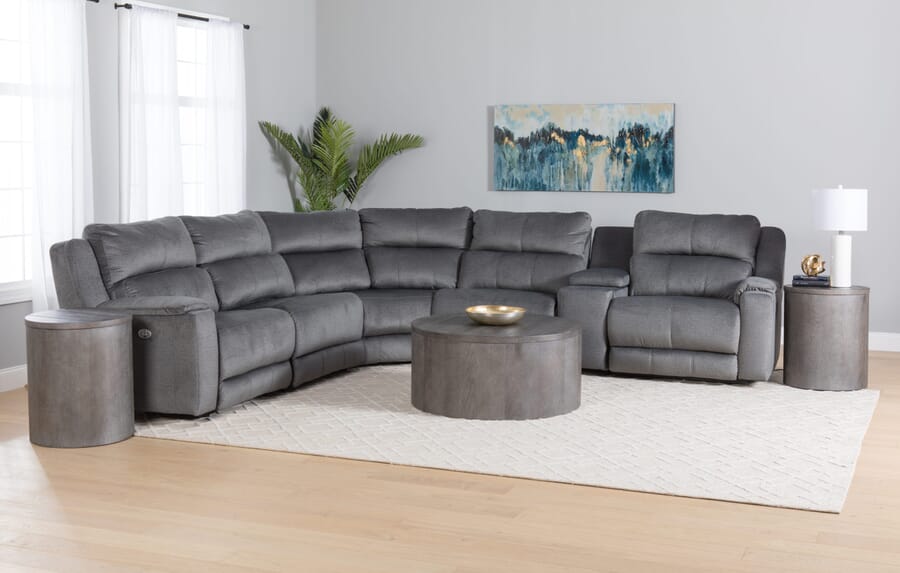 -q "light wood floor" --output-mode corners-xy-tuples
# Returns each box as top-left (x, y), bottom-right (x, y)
(1, 354), (899, 572)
